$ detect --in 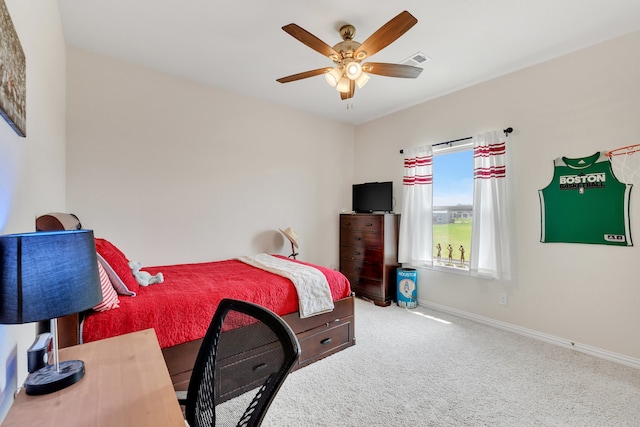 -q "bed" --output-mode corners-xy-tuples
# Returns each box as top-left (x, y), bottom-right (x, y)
(51, 233), (355, 400)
